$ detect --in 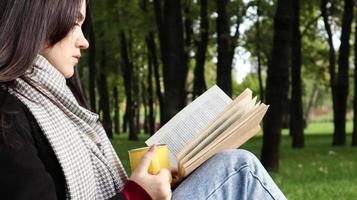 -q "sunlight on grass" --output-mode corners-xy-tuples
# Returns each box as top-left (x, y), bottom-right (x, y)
(111, 121), (357, 200)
